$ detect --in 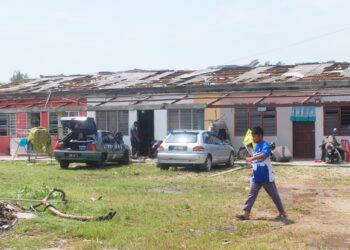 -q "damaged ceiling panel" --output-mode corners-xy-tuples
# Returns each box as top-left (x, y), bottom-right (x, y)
(1, 62), (350, 94)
